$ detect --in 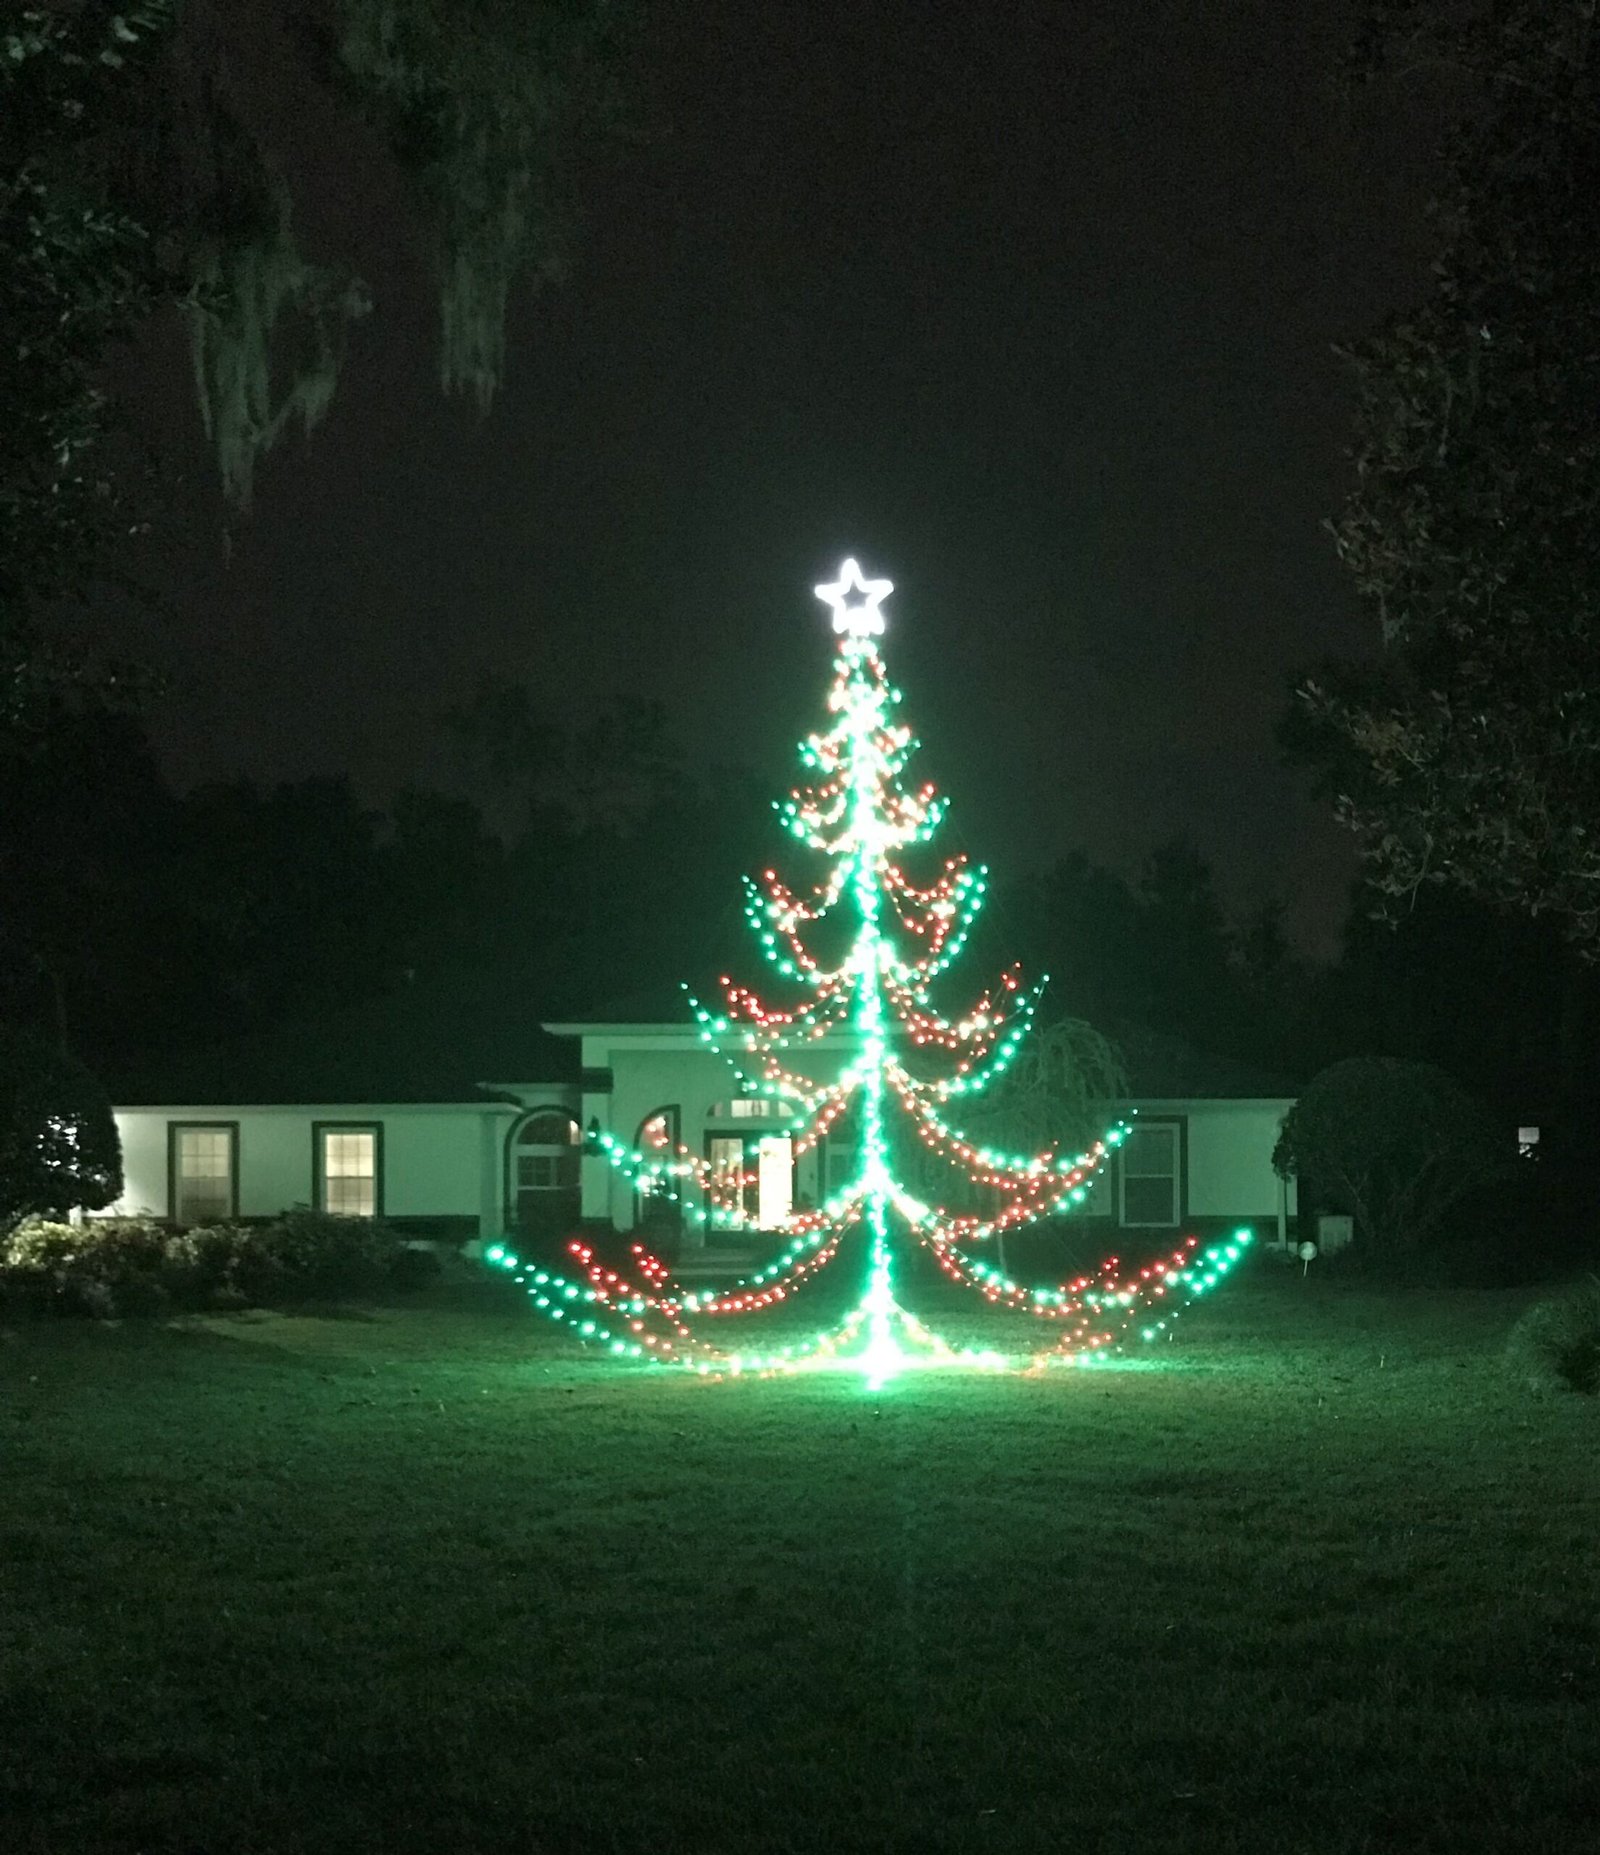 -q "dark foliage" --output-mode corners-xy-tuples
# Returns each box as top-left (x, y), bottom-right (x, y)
(0, 701), (181, 1055)
(1273, 1055), (1503, 1255)
(0, 1024), (122, 1235)
(0, 1206), (412, 1317)
(389, 1243), (443, 1292)
(1504, 1275), (1600, 1394)
(0, 3), (176, 715)
(1294, 1), (1600, 947)
(1, 1216), (171, 1317)
(990, 836), (1308, 1085)
(97, 0), (623, 508)
(1296, 884), (1600, 1126)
